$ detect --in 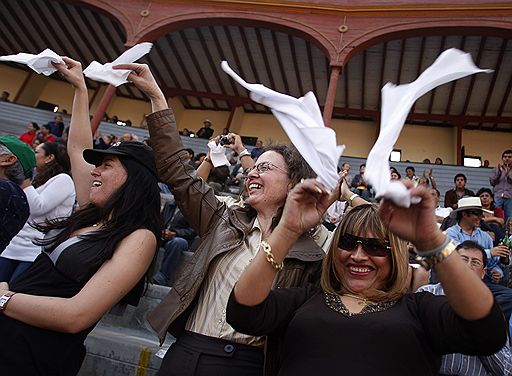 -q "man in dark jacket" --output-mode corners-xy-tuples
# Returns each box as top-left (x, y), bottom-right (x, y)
(152, 202), (197, 286)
